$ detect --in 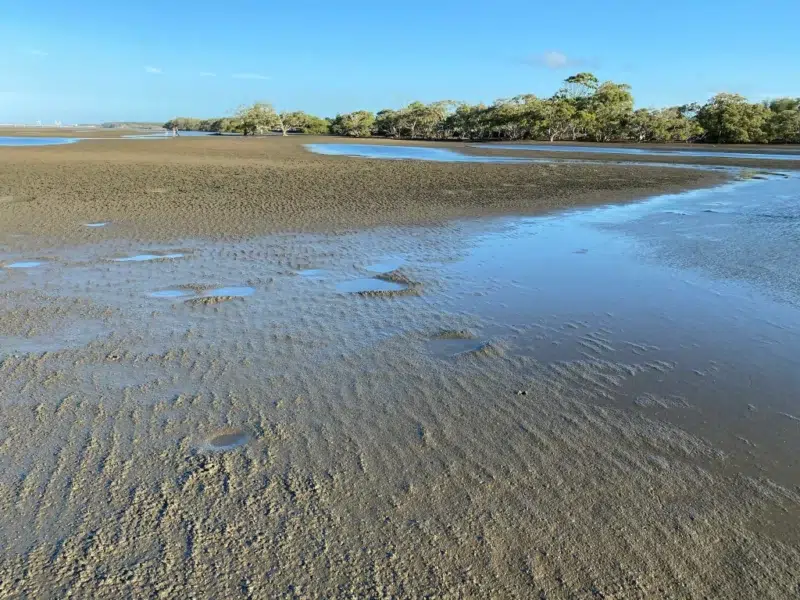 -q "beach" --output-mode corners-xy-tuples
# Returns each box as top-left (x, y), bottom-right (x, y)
(0, 135), (736, 243)
(1, 135), (798, 598)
